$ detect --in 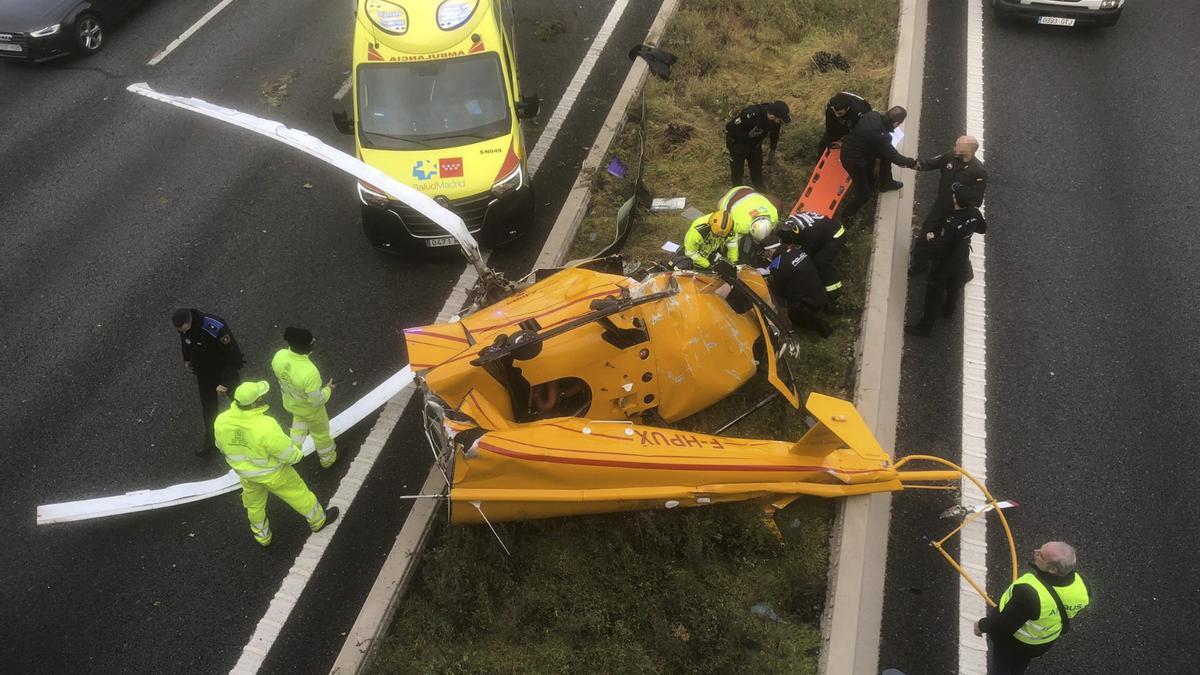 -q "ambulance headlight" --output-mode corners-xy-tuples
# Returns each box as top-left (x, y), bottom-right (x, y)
(357, 181), (391, 207)
(365, 0), (408, 35)
(491, 165), (523, 198)
(437, 0), (478, 30)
